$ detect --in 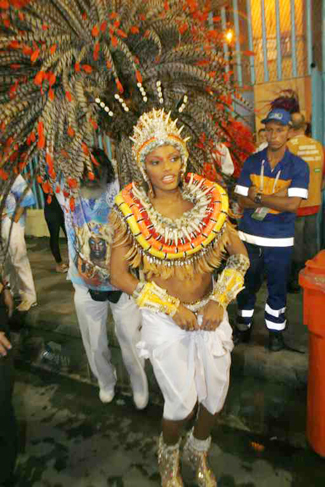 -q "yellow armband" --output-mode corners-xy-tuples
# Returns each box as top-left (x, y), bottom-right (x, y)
(210, 254), (250, 310)
(132, 281), (180, 317)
